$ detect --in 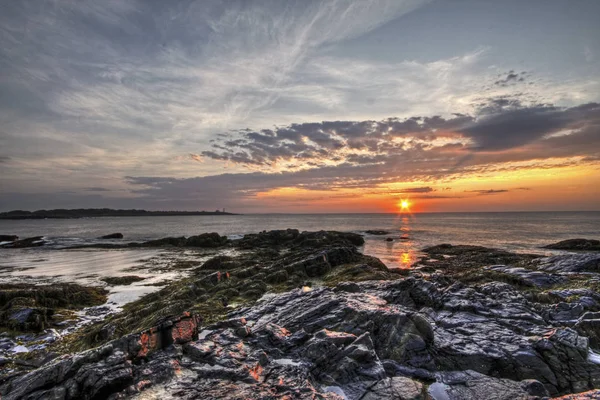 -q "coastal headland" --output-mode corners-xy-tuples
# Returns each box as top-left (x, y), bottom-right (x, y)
(0, 208), (238, 220)
(1, 231), (600, 399)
